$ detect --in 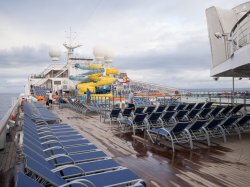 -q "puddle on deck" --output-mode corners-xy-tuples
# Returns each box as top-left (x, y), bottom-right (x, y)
(112, 132), (249, 187)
